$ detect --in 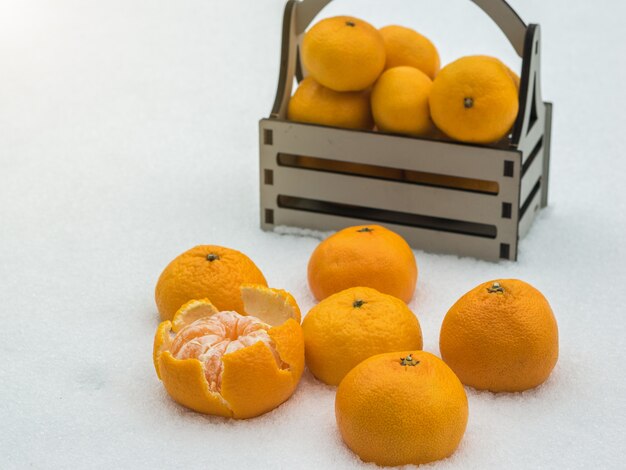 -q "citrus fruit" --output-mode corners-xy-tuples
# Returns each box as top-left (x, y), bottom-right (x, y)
(302, 16), (385, 92)
(302, 286), (423, 385)
(371, 66), (434, 136)
(379, 25), (440, 79)
(475, 55), (520, 91)
(153, 287), (304, 419)
(429, 55), (519, 143)
(335, 350), (468, 466)
(439, 279), (558, 392)
(155, 245), (267, 321)
(472, 55), (520, 91)
(307, 224), (417, 302)
(504, 63), (520, 90)
(288, 77), (373, 130)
